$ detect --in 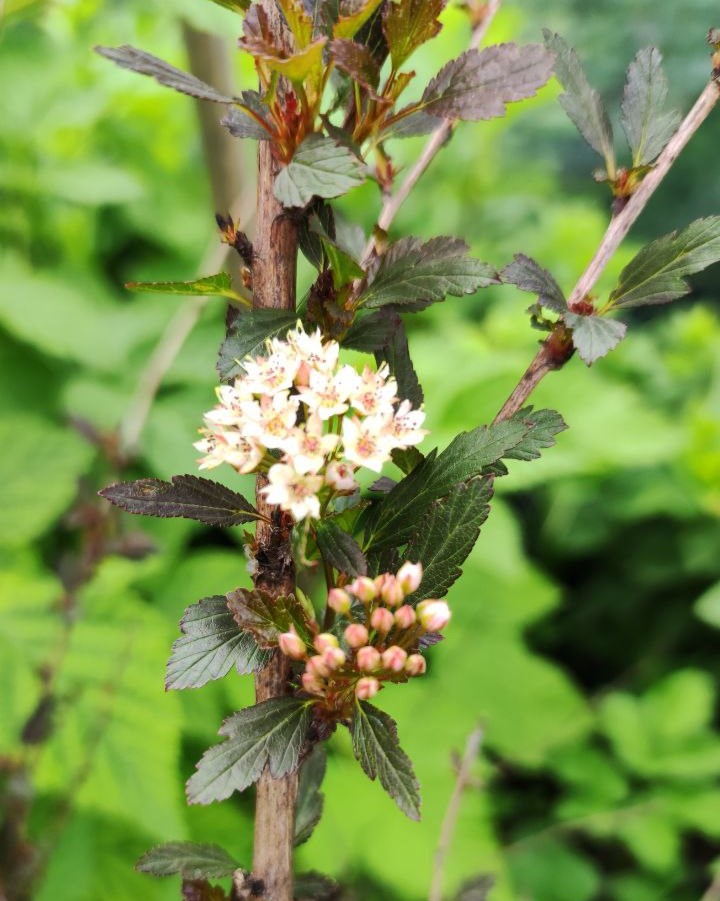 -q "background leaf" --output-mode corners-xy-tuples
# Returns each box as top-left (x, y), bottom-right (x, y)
(136, 841), (239, 879)
(294, 744), (327, 847)
(126, 272), (245, 301)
